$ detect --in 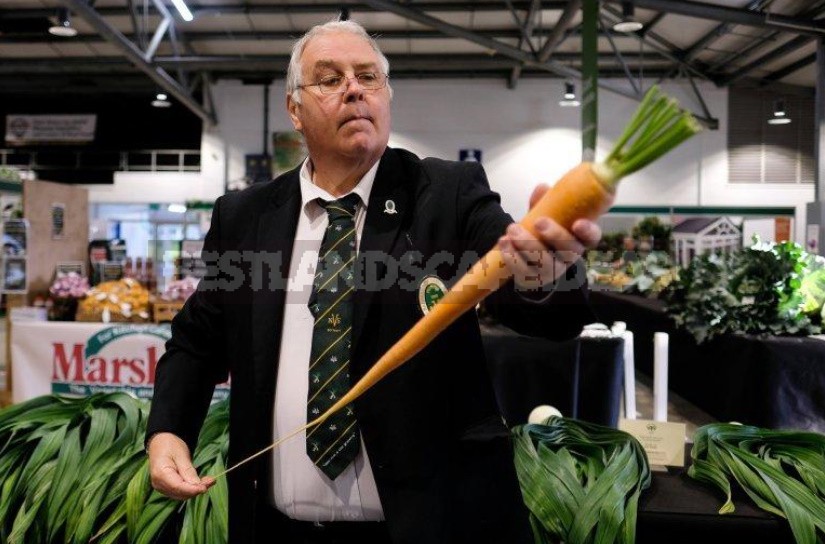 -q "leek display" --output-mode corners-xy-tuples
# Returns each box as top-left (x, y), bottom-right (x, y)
(0, 394), (229, 544)
(513, 417), (651, 544)
(689, 423), (825, 544)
